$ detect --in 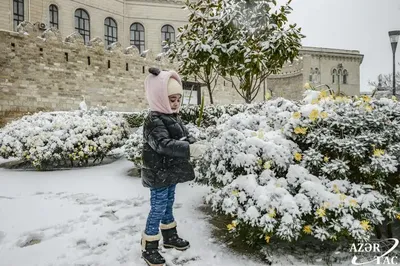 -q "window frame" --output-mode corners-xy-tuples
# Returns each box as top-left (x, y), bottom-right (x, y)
(74, 8), (90, 44)
(104, 17), (118, 46)
(13, 0), (24, 31)
(343, 70), (348, 84)
(49, 4), (59, 29)
(130, 22), (145, 53)
(161, 24), (175, 52)
(332, 69), (337, 84)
